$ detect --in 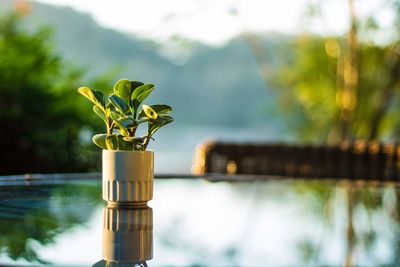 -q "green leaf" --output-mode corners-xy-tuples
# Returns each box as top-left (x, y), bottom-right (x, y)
(92, 134), (107, 149)
(105, 102), (115, 117)
(149, 115), (174, 136)
(121, 136), (146, 150)
(159, 114), (174, 120)
(131, 99), (140, 116)
(131, 81), (144, 90)
(117, 135), (134, 150)
(105, 134), (119, 150)
(109, 111), (121, 122)
(93, 106), (107, 124)
(113, 79), (131, 103)
(113, 79), (144, 104)
(142, 104), (158, 119)
(139, 104), (172, 118)
(119, 128), (130, 136)
(109, 94), (129, 114)
(110, 112), (137, 129)
(151, 104), (172, 114)
(131, 84), (155, 110)
(78, 87), (105, 109)
(123, 136), (146, 142)
(106, 101), (114, 110)
(119, 117), (137, 128)
(130, 84), (155, 116)
(137, 84), (155, 102)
